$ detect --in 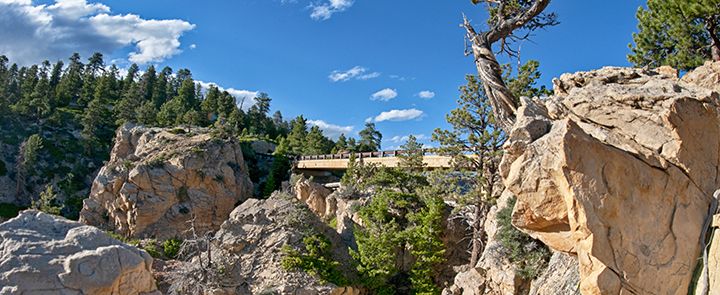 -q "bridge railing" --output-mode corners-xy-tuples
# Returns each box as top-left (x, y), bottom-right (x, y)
(297, 149), (442, 161)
